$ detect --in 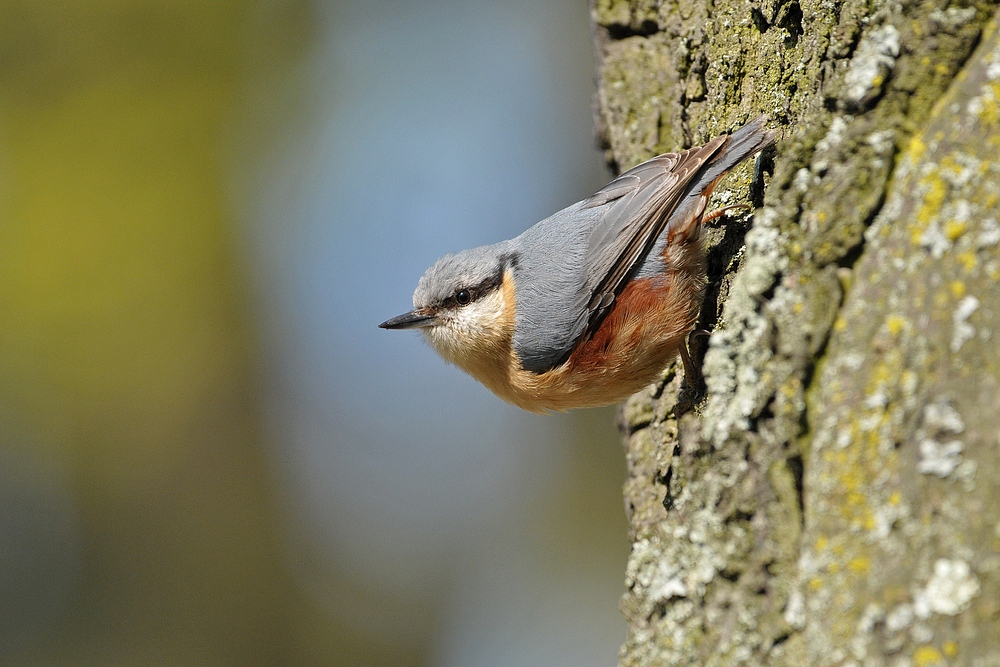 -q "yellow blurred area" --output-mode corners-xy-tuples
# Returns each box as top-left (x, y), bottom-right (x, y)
(0, 1), (422, 664)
